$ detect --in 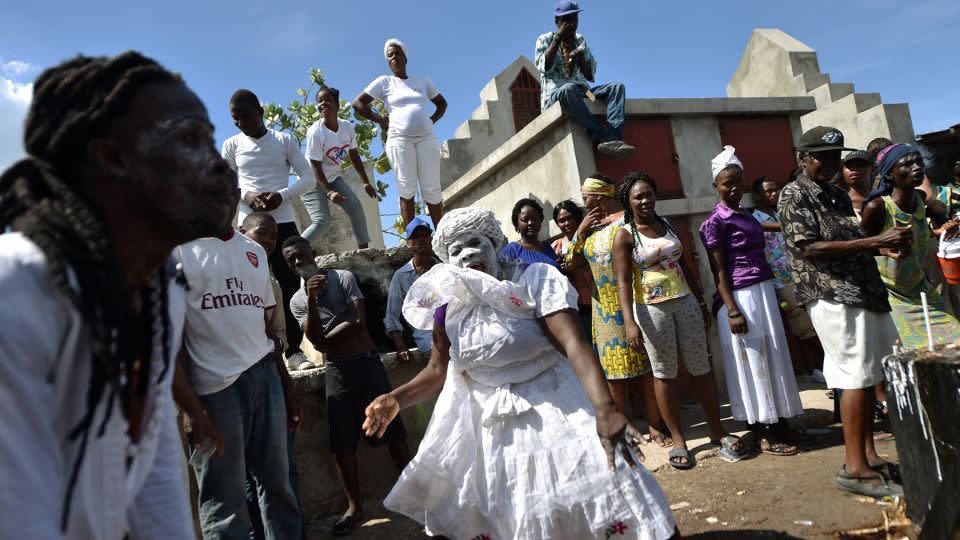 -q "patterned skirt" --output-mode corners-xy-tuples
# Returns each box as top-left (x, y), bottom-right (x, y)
(591, 300), (650, 380)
